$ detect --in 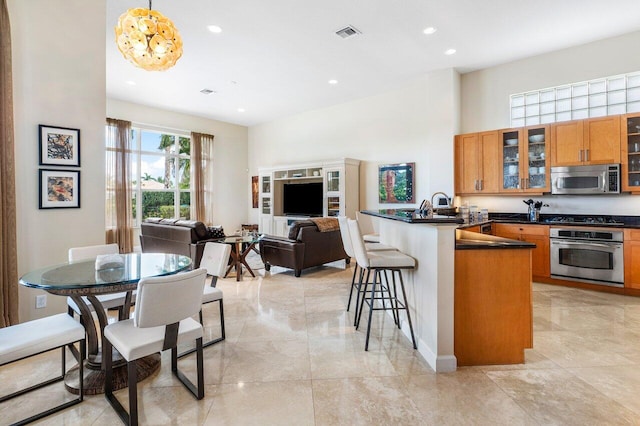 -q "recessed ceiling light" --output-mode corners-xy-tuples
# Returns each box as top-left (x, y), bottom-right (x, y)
(200, 88), (215, 95)
(237, 108), (245, 113)
(423, 27), (437, 35)
(444, 48), (457, 55)
(126, 80), (136, 85)
(207, 25), (222, 33)
(328, 79), (338, 85)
